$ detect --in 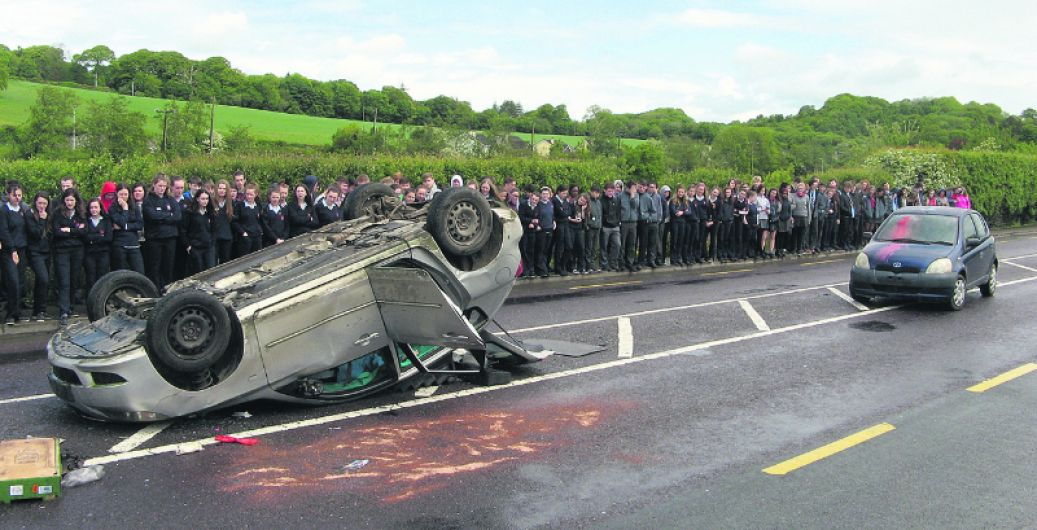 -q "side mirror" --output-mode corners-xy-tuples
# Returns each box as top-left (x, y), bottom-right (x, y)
(966, 236), (981, 248)
(862, 231), (873, 242)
